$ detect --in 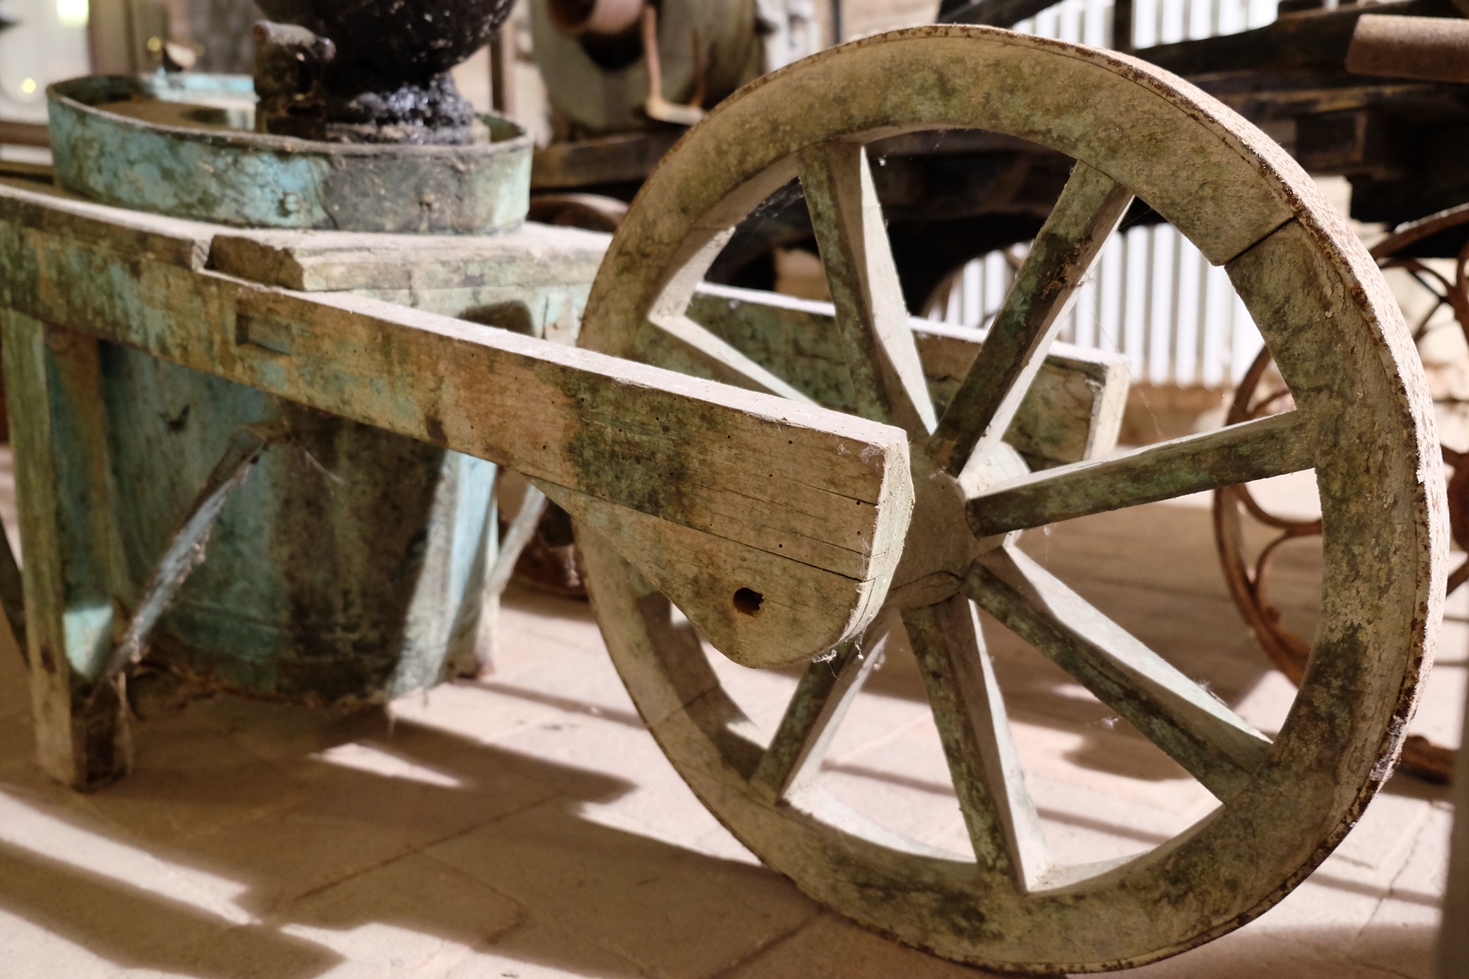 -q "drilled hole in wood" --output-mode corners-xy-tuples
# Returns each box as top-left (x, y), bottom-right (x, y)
(733, 588), (764, 616)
